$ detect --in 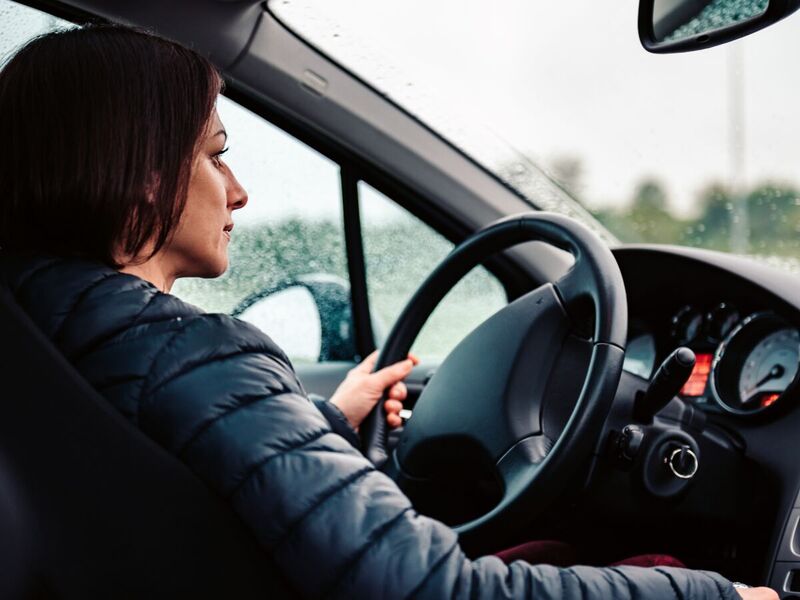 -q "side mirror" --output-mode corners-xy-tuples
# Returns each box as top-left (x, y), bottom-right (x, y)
(232, 274), (356, 362)
(639, 0), (800, 53)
